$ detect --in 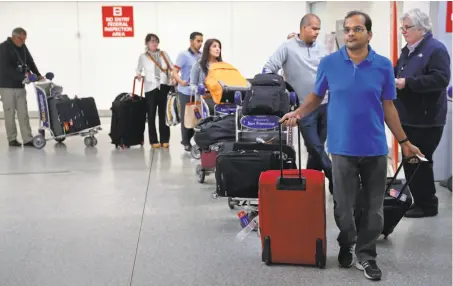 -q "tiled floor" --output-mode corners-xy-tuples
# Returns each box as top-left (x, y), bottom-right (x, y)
(0, 118), (451, 286)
